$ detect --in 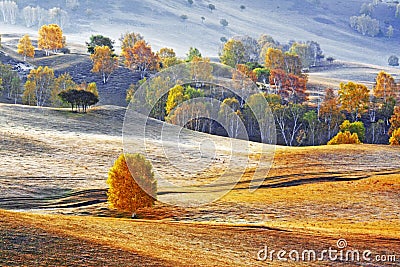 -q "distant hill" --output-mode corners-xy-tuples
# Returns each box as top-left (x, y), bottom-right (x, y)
(1, 0), (400, 66)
